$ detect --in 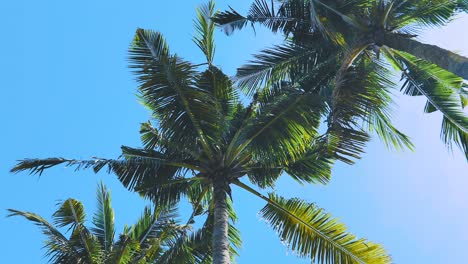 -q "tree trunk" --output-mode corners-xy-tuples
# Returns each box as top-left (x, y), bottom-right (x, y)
(212, 178), (230, 264)
(385, 34), (468, 80)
